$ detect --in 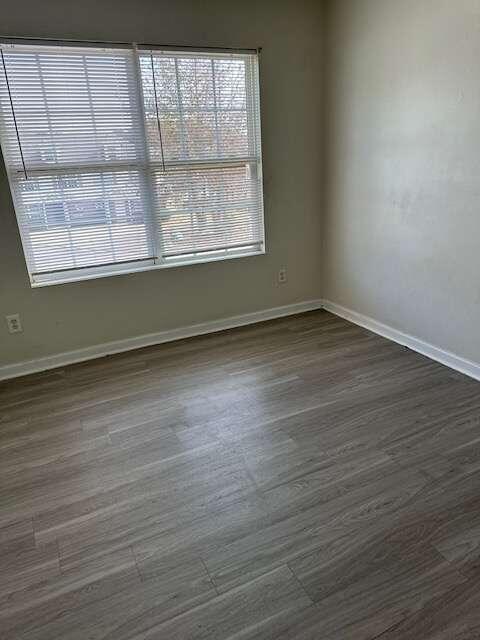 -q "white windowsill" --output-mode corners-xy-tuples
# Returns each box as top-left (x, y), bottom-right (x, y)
(30, 246), (266, 287)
